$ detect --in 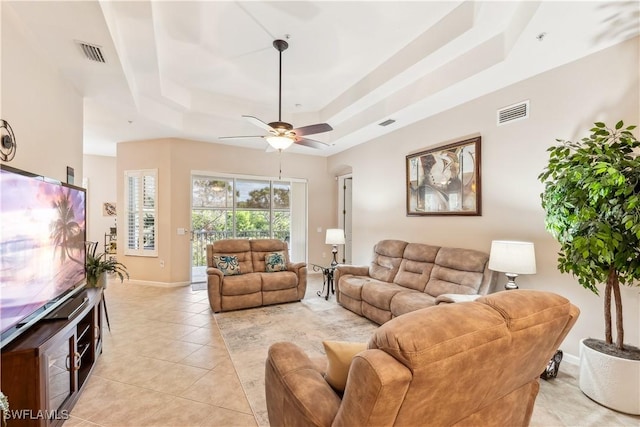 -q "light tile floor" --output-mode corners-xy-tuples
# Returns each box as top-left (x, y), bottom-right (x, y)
(68, 276), (639, 426)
